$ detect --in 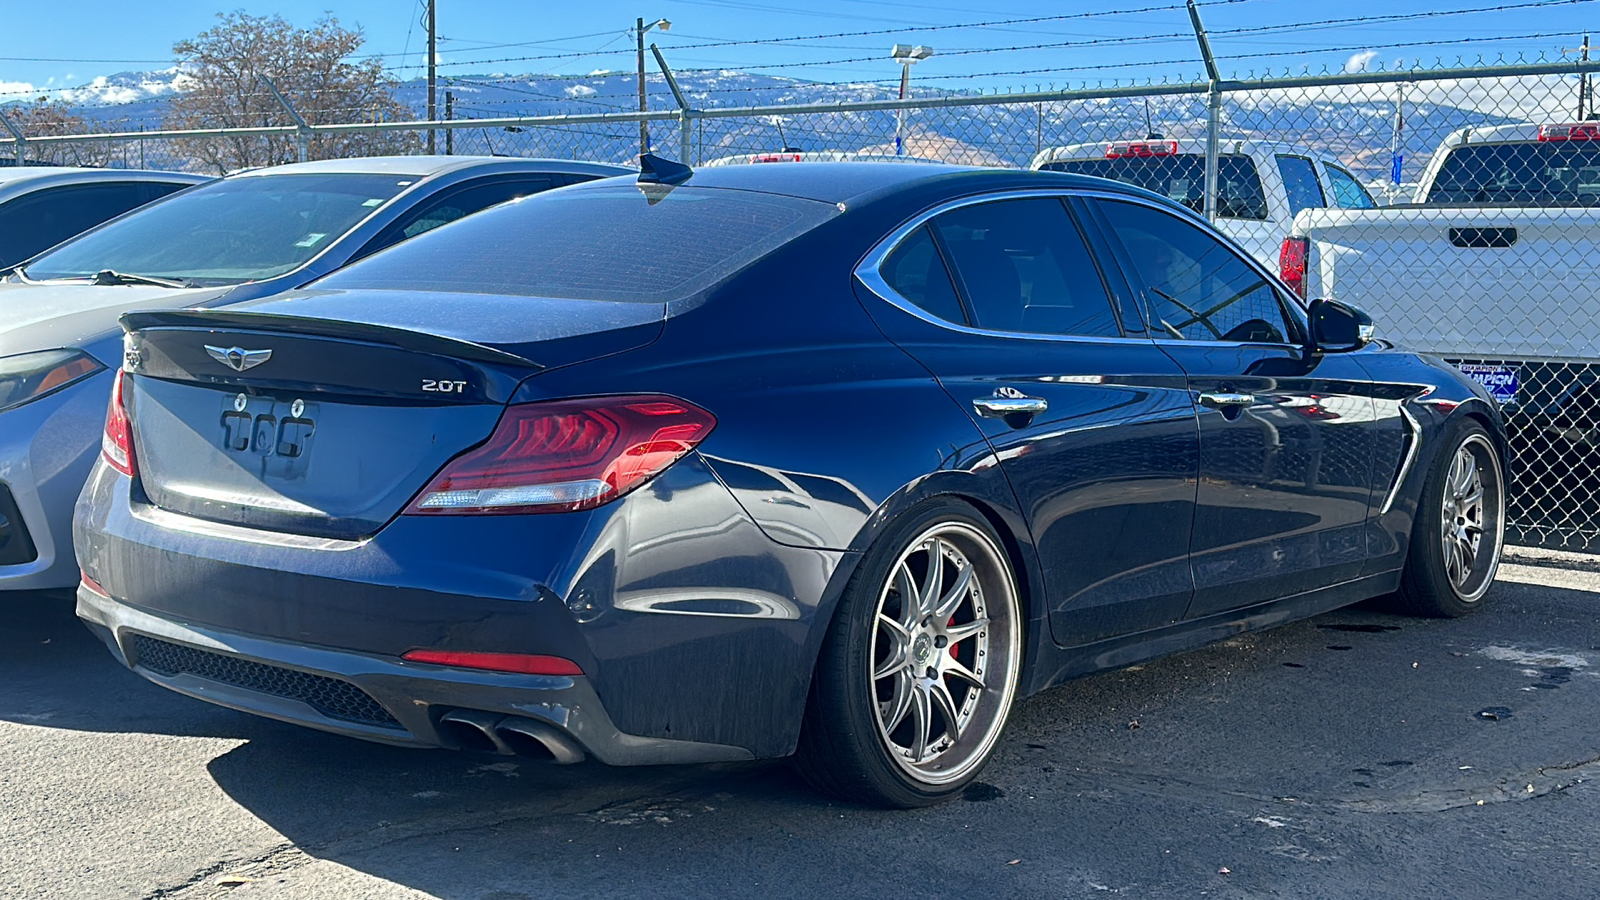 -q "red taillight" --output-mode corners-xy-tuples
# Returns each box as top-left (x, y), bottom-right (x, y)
(401, 649), (584, 676)
(1539, 123), (1600, 141)
(405, 395), (716, 516)
(1279, 236), (1309, 298)
(752, 153), (803, 163)
(1106, 140), (1178, 159)
(101, 370), (136, 477)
